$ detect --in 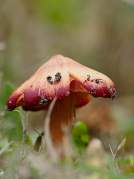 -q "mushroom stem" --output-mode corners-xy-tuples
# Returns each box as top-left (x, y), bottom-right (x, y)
(49, 93), (75, 156)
